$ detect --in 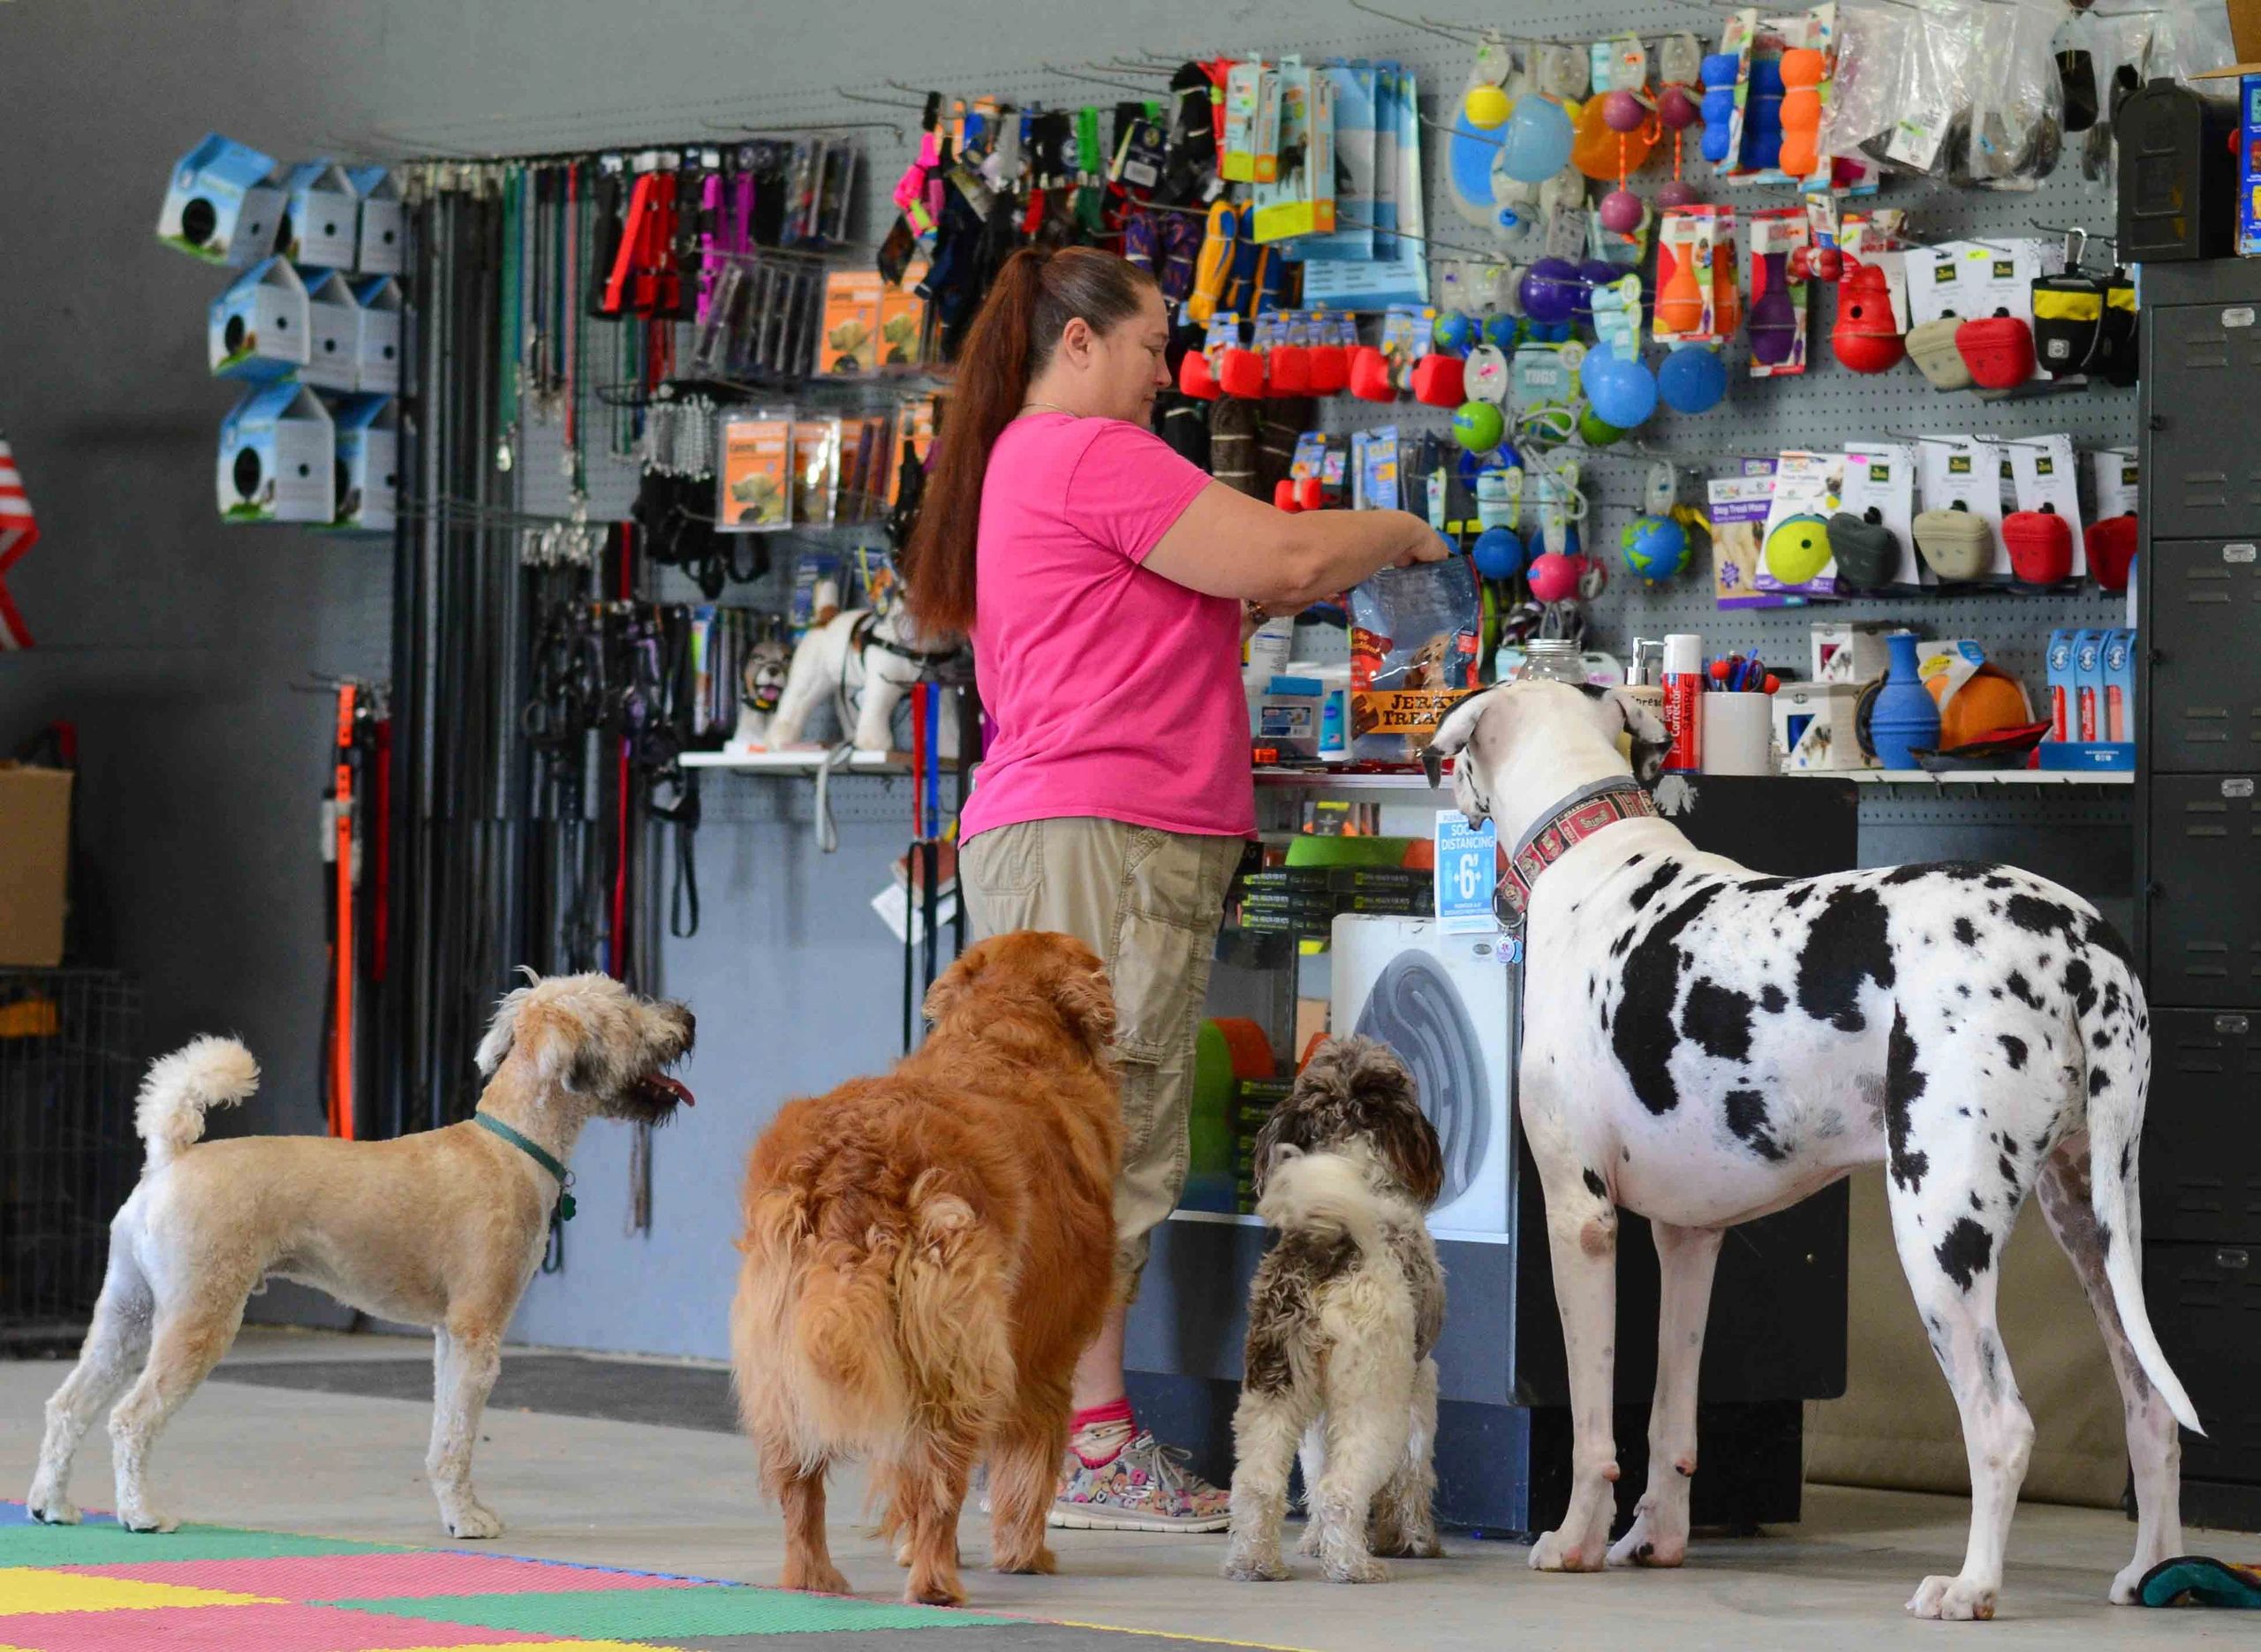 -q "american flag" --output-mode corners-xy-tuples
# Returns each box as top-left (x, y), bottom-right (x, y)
(0, 437), (34, 651)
